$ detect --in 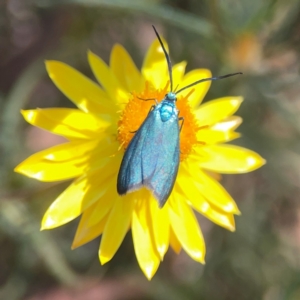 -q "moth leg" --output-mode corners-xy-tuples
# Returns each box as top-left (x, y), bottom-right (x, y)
(178, 116), (184, 132)
(149, 105), (156, 112)
(178, 116), (184, 155)
(137, 96), (159, 105)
